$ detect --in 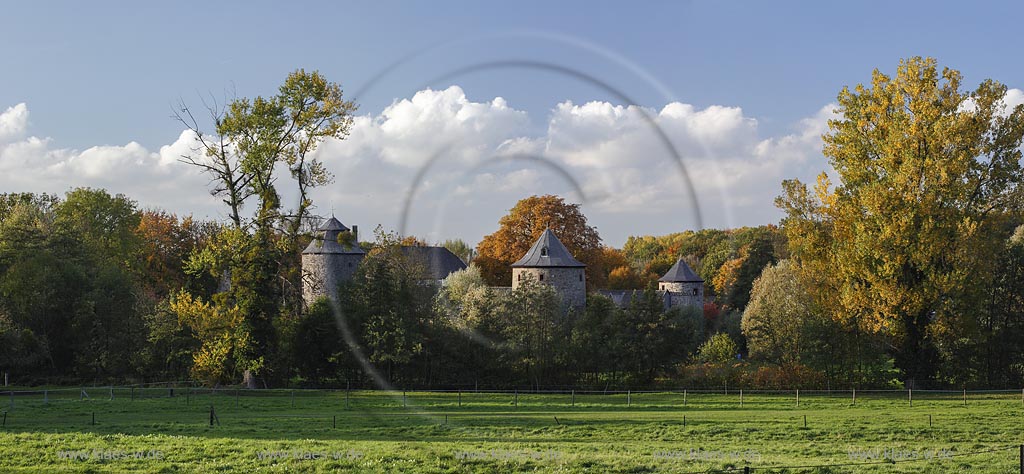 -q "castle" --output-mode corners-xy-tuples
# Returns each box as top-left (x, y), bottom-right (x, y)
(302, 218), (704, 311)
